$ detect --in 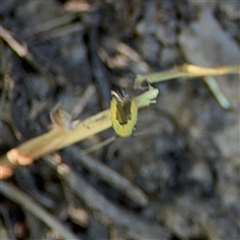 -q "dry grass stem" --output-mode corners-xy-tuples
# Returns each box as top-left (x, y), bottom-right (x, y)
(0, 181), (80, 240)
(66, 146), (148, 206)
(134, 64), (240, 88)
